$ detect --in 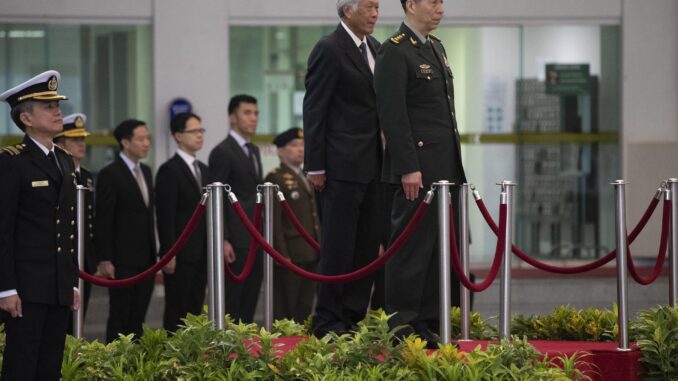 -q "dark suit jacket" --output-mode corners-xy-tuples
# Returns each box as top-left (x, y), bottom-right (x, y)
(375, 23), (466, 186)
(208, 134), (263, 250)
(303, 24), (382, 183)
(0, 136), (78, 306)
(265, 162), (320, 263)
(94, 155), (156, 267)
(155, 153), (208, 263)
